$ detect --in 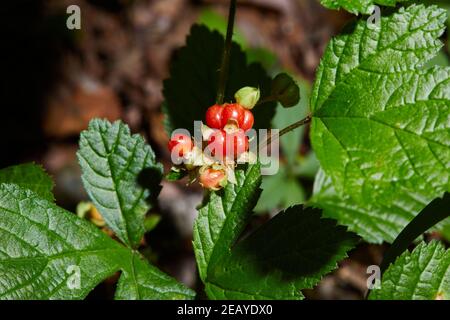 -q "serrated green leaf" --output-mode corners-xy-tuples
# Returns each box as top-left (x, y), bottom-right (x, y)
(78, 119), (163, 248)
(205, 206), (359, 299)
(163, 25), (276, 135)
(114, 252), (194, 300)
(370, 241), (450, 300)
(312, 168), (417, 243)
(310, 5), (450, 231)
(0, 184), (194, 300)
(194, 164), (357, 299)
(193, 164), (262, 282)
(0, 184), (193, 299)
(320, 0), (410, 15)
(0, 163), (54, 201)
